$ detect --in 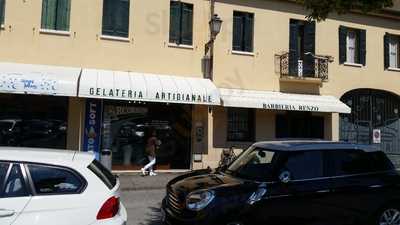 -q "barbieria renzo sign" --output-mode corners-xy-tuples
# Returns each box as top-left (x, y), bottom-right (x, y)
(263, 103), (320, 112)
(88, 87), (213, 104)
